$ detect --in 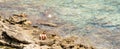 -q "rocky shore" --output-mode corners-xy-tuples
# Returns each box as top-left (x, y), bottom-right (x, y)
(0, 13), (95, 49)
